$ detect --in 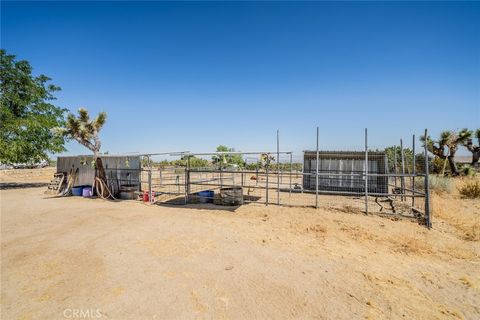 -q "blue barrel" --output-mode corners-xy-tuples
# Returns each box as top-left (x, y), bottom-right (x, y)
(198, 190), (214, 203)
(72, 186), (84, 196)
